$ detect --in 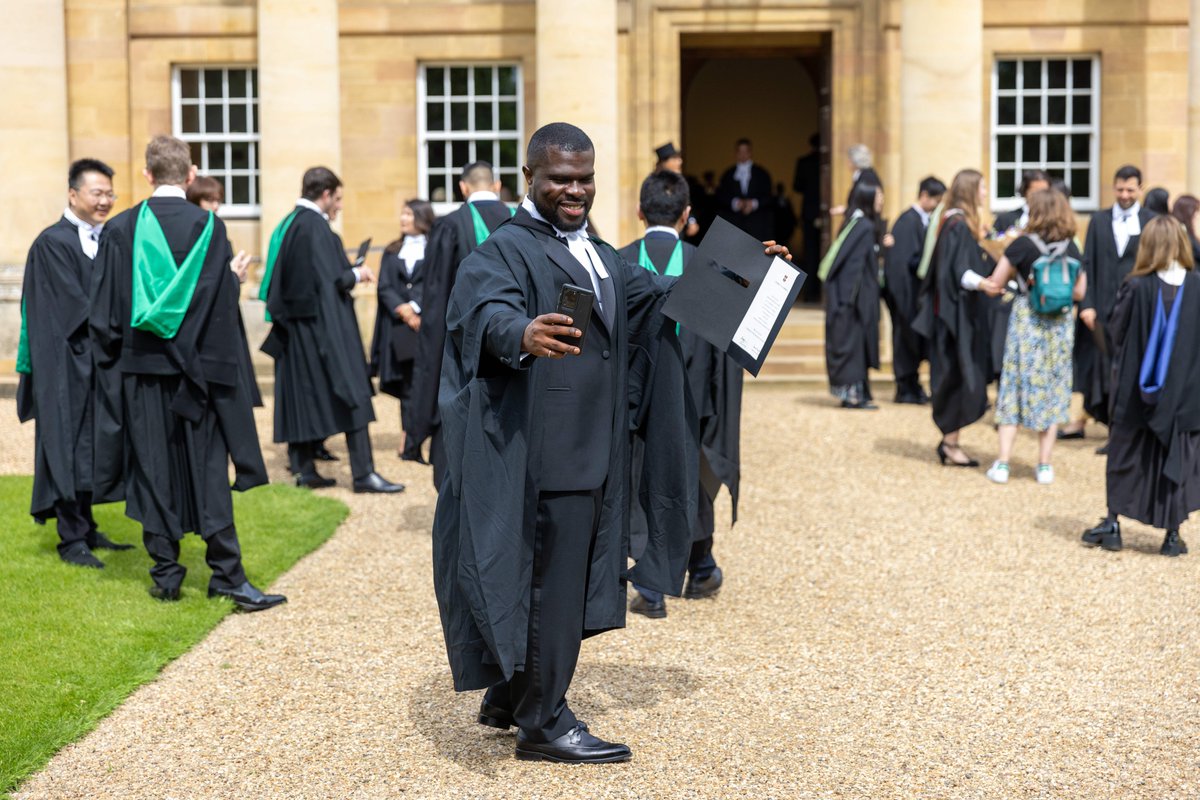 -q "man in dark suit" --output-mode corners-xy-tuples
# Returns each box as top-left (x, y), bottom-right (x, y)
(716, 138), (774, 241)
(16, 158), (136, 567)
(90, 135), (284, 610)
(1067, 164), (1154, 443)
(993, 169), (1050, 234)
(408, 160), (513, 489)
